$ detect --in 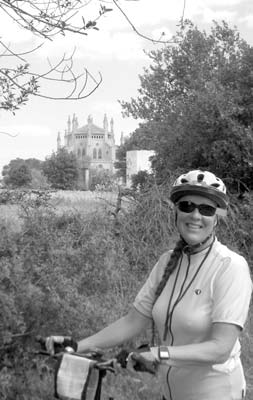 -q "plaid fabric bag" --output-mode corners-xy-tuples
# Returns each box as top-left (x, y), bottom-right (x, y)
(54, 353), (105, 400)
